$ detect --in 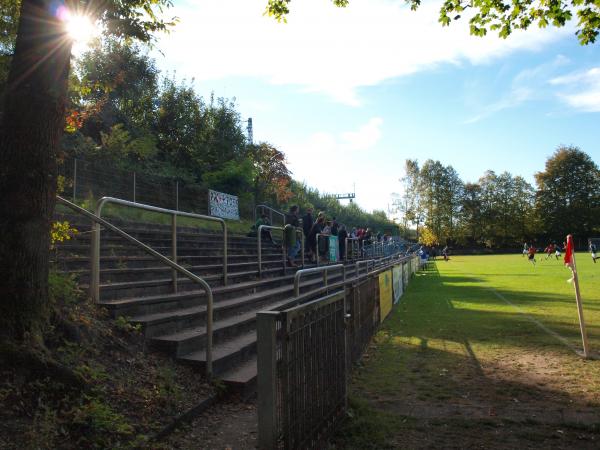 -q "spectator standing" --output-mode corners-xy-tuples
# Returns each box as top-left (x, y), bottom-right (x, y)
(302, 208), (314, 240)
(308, 216), (325, 263)
(331, 217), (339, 236)
(284, 205), (301, 267)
